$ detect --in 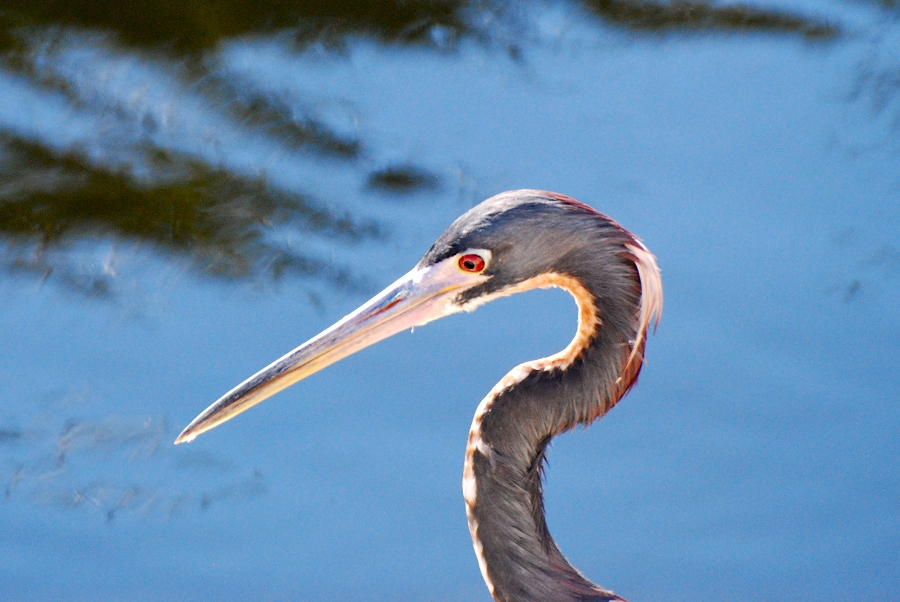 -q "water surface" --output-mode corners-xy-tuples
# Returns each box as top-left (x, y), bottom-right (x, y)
(0, 2), (898, 601)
